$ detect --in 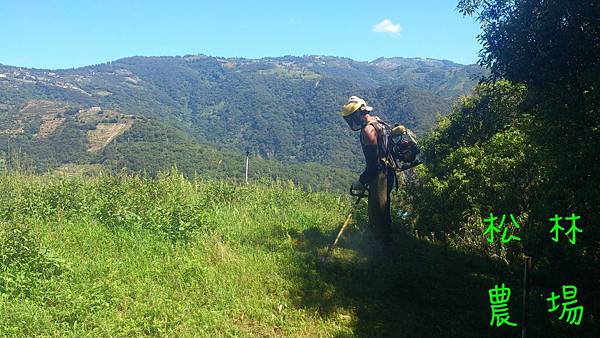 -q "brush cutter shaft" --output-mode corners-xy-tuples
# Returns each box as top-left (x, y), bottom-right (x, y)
(326, 196), (363, 256)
